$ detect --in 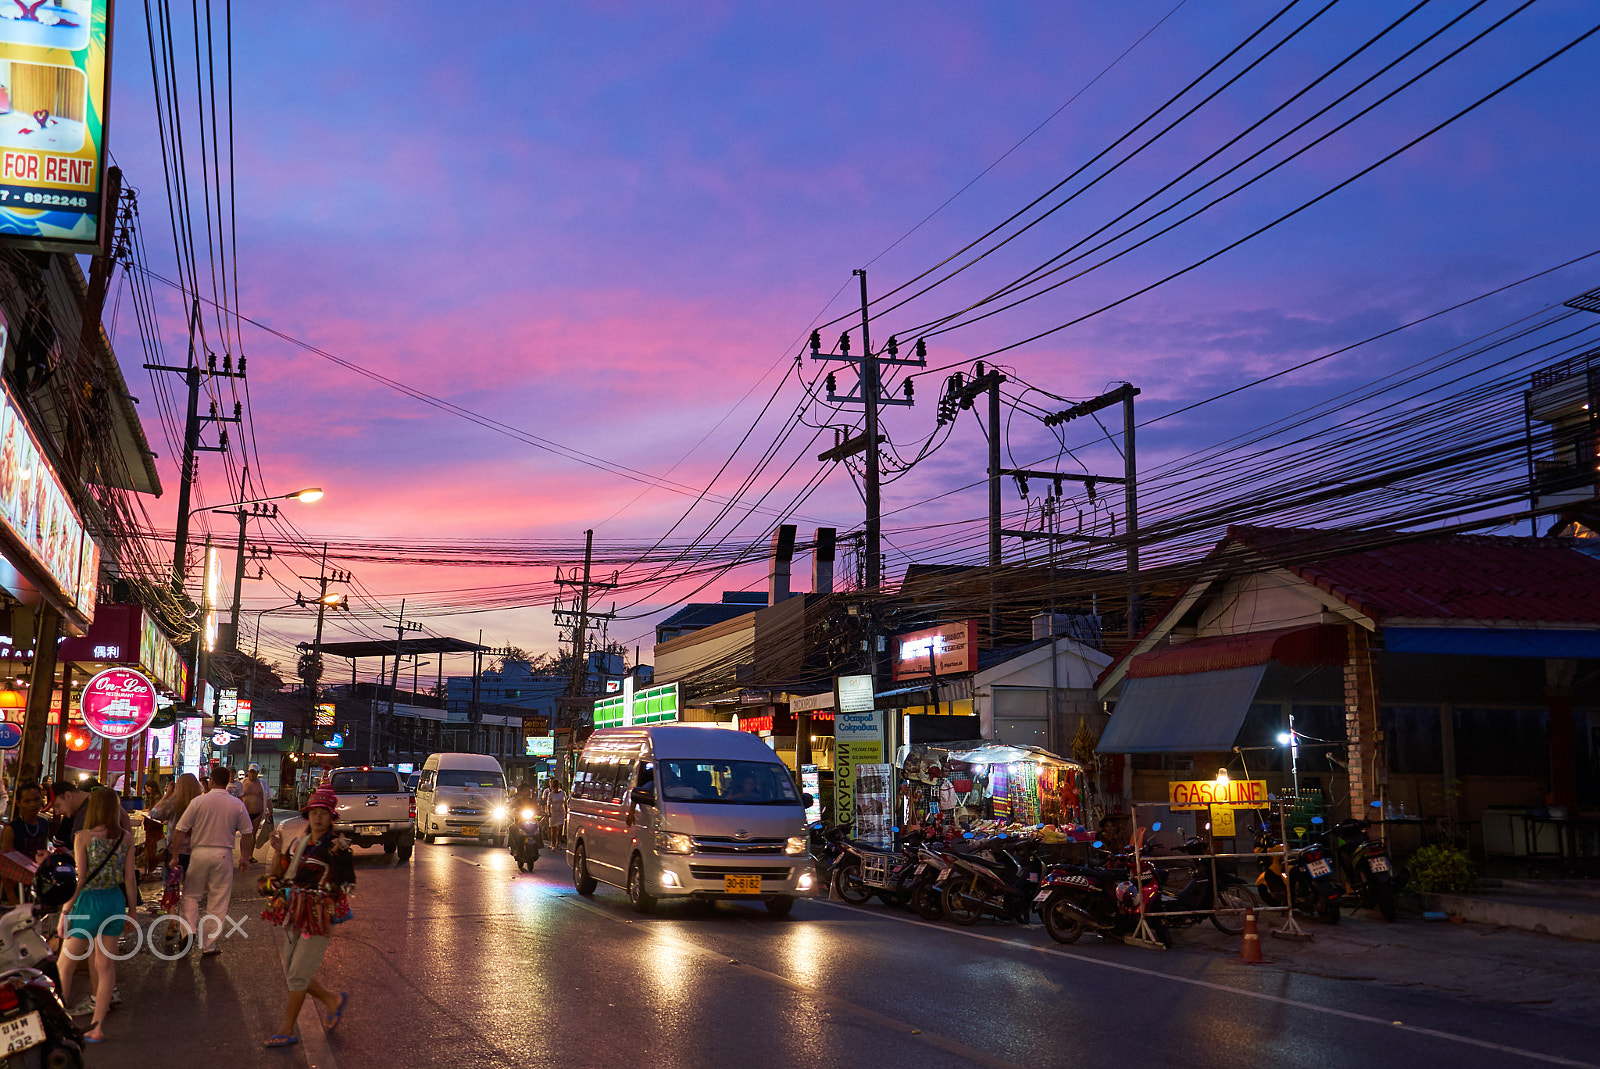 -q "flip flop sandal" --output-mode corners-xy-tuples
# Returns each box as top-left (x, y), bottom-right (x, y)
(264, 1035), (299, 1049)
(324, 992), (348, 1030)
